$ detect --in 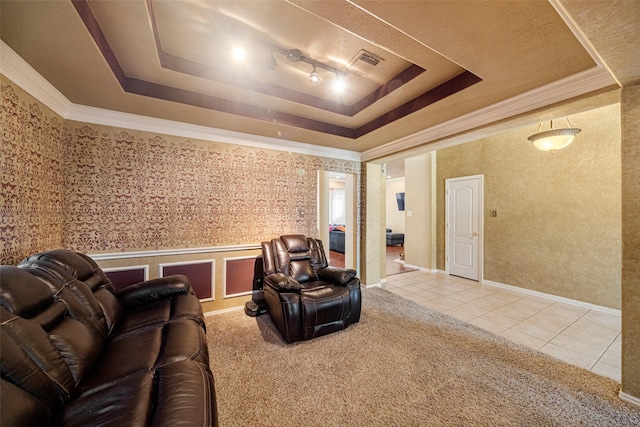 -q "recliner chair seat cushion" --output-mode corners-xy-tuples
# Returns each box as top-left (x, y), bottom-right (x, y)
(301, 286), (351, 329)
